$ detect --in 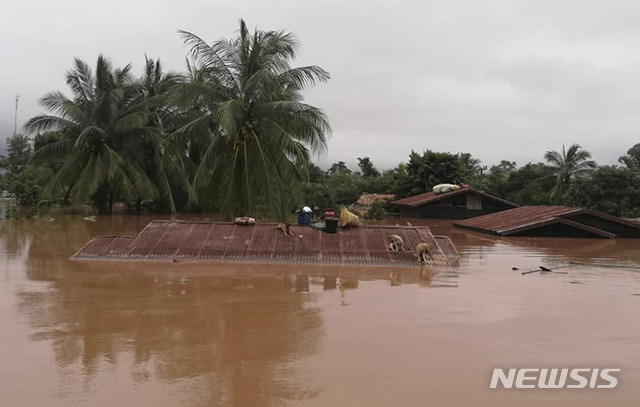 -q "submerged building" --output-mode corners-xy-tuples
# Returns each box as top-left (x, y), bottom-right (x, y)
(391, 188), (518, 219)
(72, 220), (459, 267)
(453, 206), (640, 238)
